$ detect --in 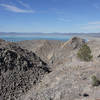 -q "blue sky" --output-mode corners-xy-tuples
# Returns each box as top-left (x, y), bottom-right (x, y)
(0, 0), (100, 33)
